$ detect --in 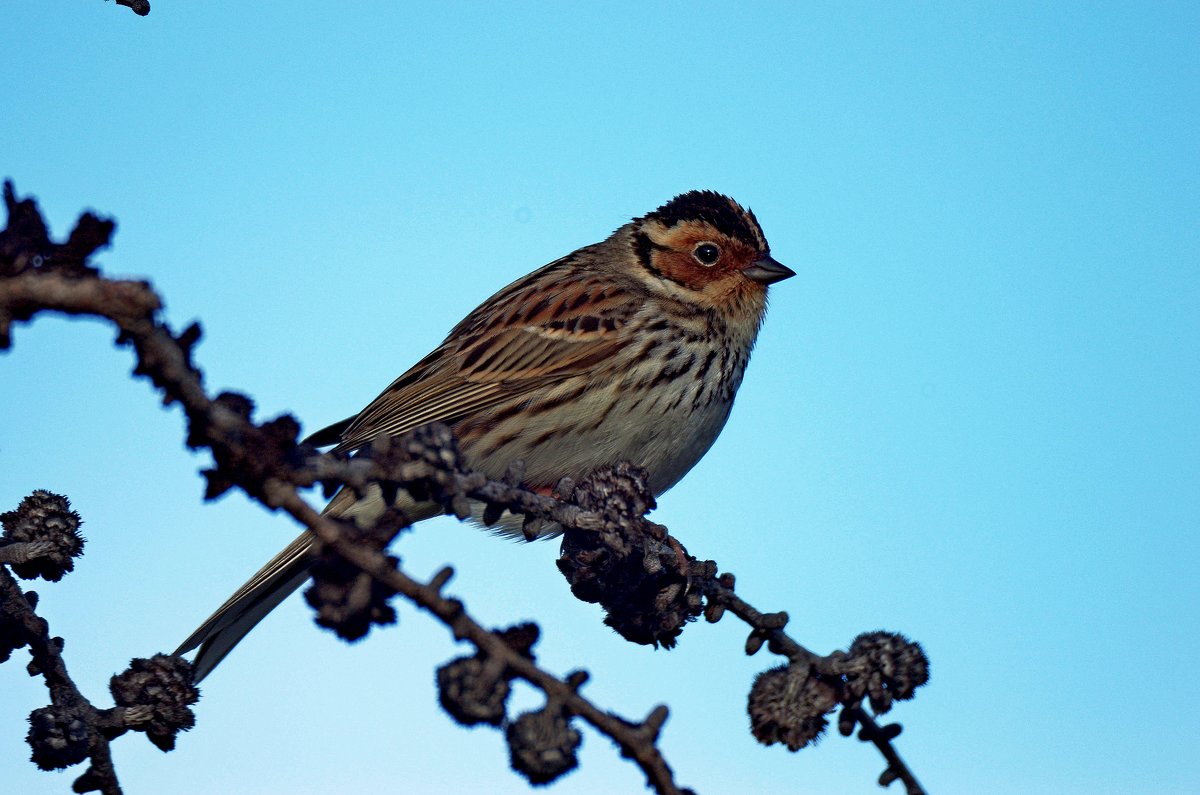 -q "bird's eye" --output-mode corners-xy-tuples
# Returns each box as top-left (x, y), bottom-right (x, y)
(693, 243), (721, 266)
